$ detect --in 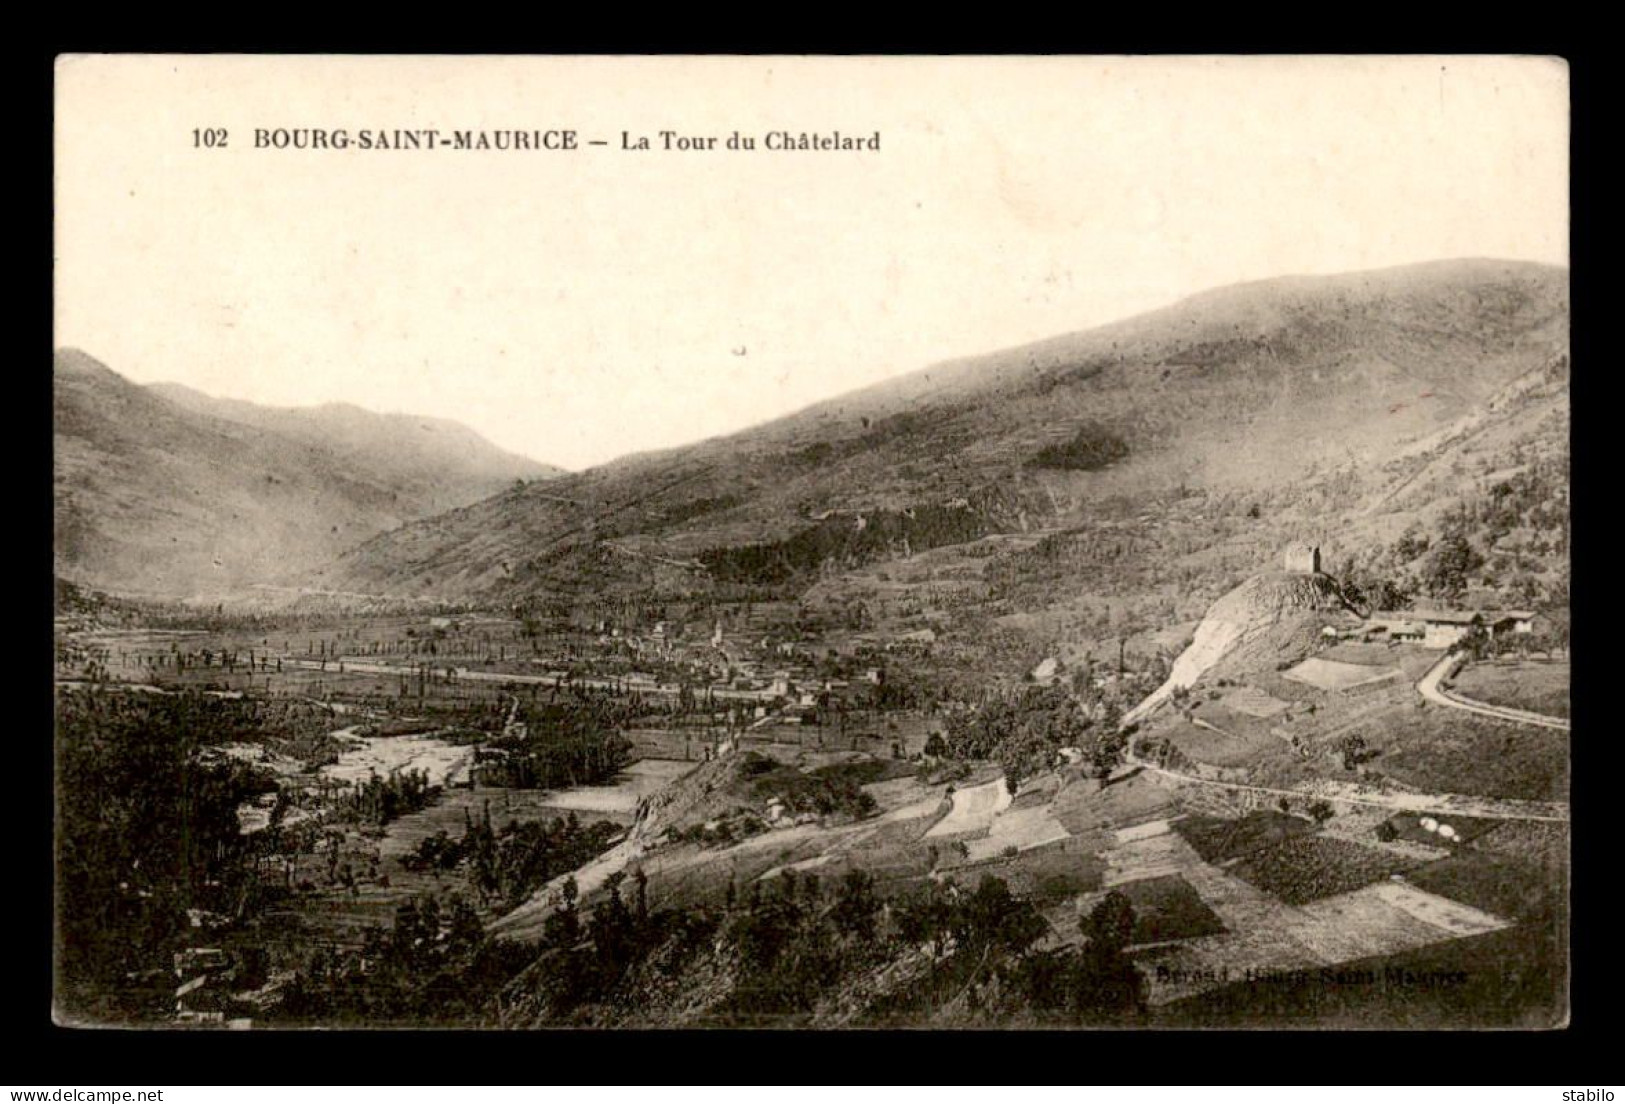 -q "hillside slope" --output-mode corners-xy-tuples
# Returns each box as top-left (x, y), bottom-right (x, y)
(322, 259), (1568, 607)
(147, 383), (562, 506)
(54, 350), (559, 598)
